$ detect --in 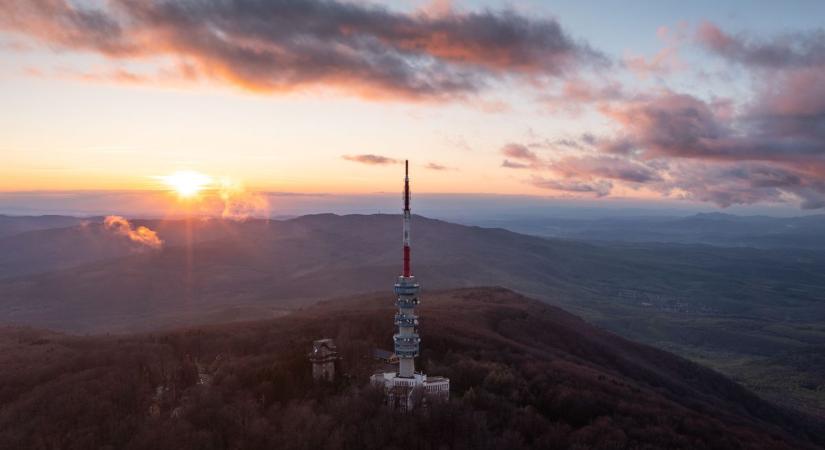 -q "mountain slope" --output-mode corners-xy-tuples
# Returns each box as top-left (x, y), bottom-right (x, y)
(2, 214), (824, 331)
(0, 215), (89, 238)
(0, 287), (820, 449)
(1, 214), (825, 416)
(0, 217), (288, 279)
